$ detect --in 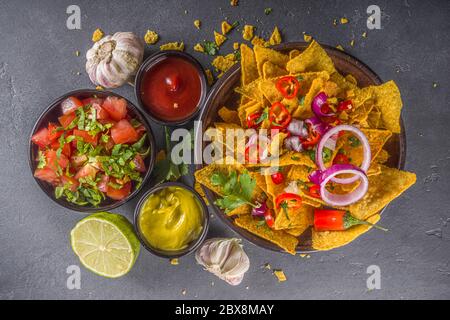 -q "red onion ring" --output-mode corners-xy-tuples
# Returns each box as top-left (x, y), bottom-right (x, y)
(312, 92), (335, 118)
(319, 164), (369, 206)
(316, 125), (371, 184)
